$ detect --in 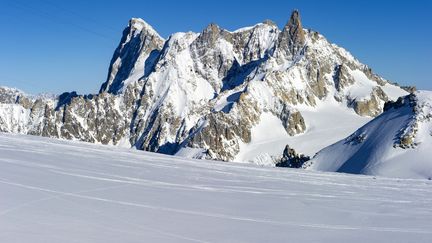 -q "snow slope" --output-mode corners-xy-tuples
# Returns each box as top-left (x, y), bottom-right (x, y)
(1, 133), (431, 242)
(305, 91), (432, 179)
(235, 96), (372, 164)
